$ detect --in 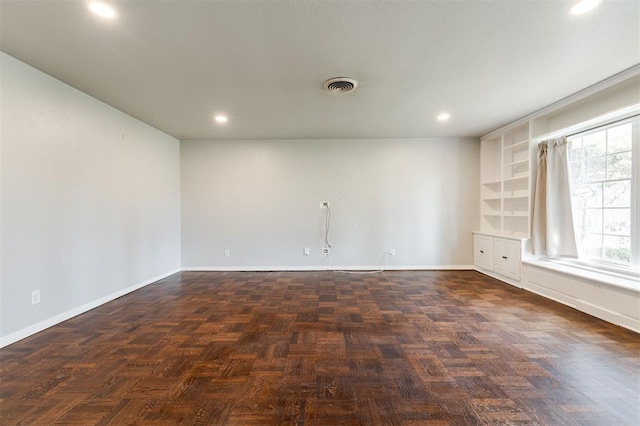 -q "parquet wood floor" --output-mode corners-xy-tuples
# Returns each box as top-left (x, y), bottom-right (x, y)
(1, 270), (639, 425)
